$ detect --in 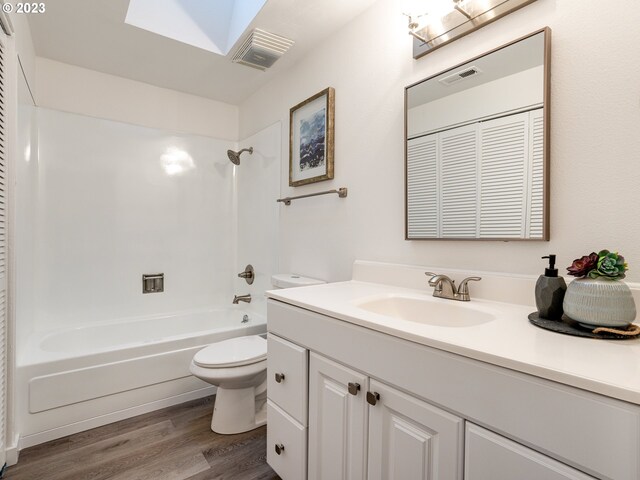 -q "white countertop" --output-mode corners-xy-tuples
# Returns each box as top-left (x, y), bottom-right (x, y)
(267, 280), (640, 405)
